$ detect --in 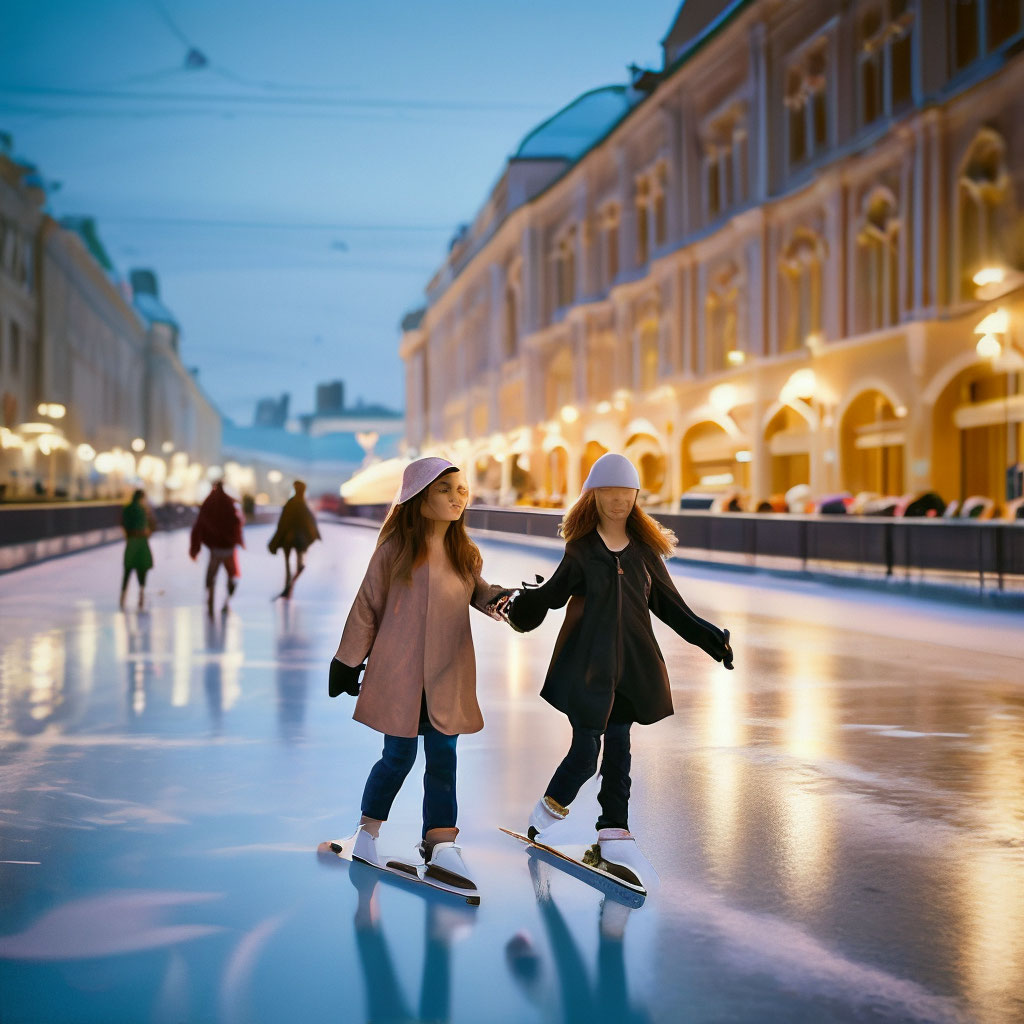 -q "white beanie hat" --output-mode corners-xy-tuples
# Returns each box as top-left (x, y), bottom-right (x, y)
(582, 453), (640, 492)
